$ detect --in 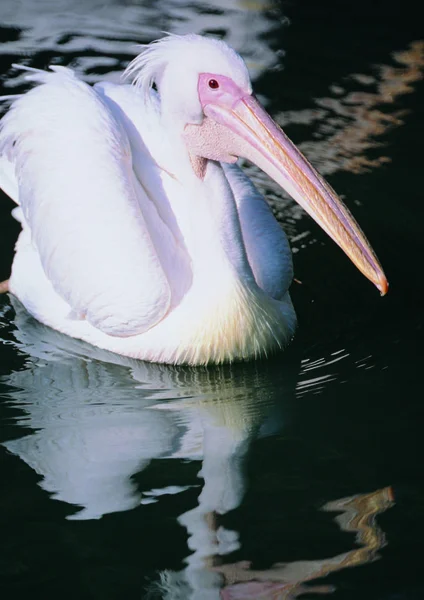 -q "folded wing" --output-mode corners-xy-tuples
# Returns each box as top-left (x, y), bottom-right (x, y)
(0, 67), (173, 336)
